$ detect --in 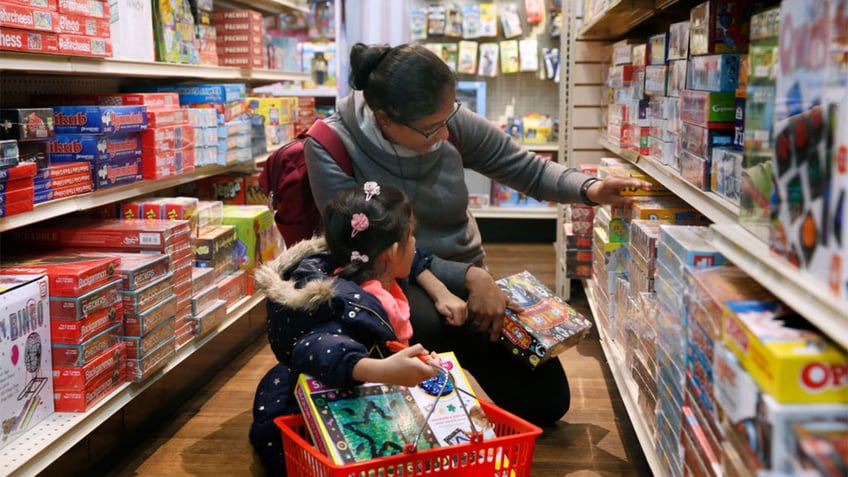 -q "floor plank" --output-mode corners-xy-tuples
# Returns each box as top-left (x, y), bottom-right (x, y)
(95, 243), (651, 477)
